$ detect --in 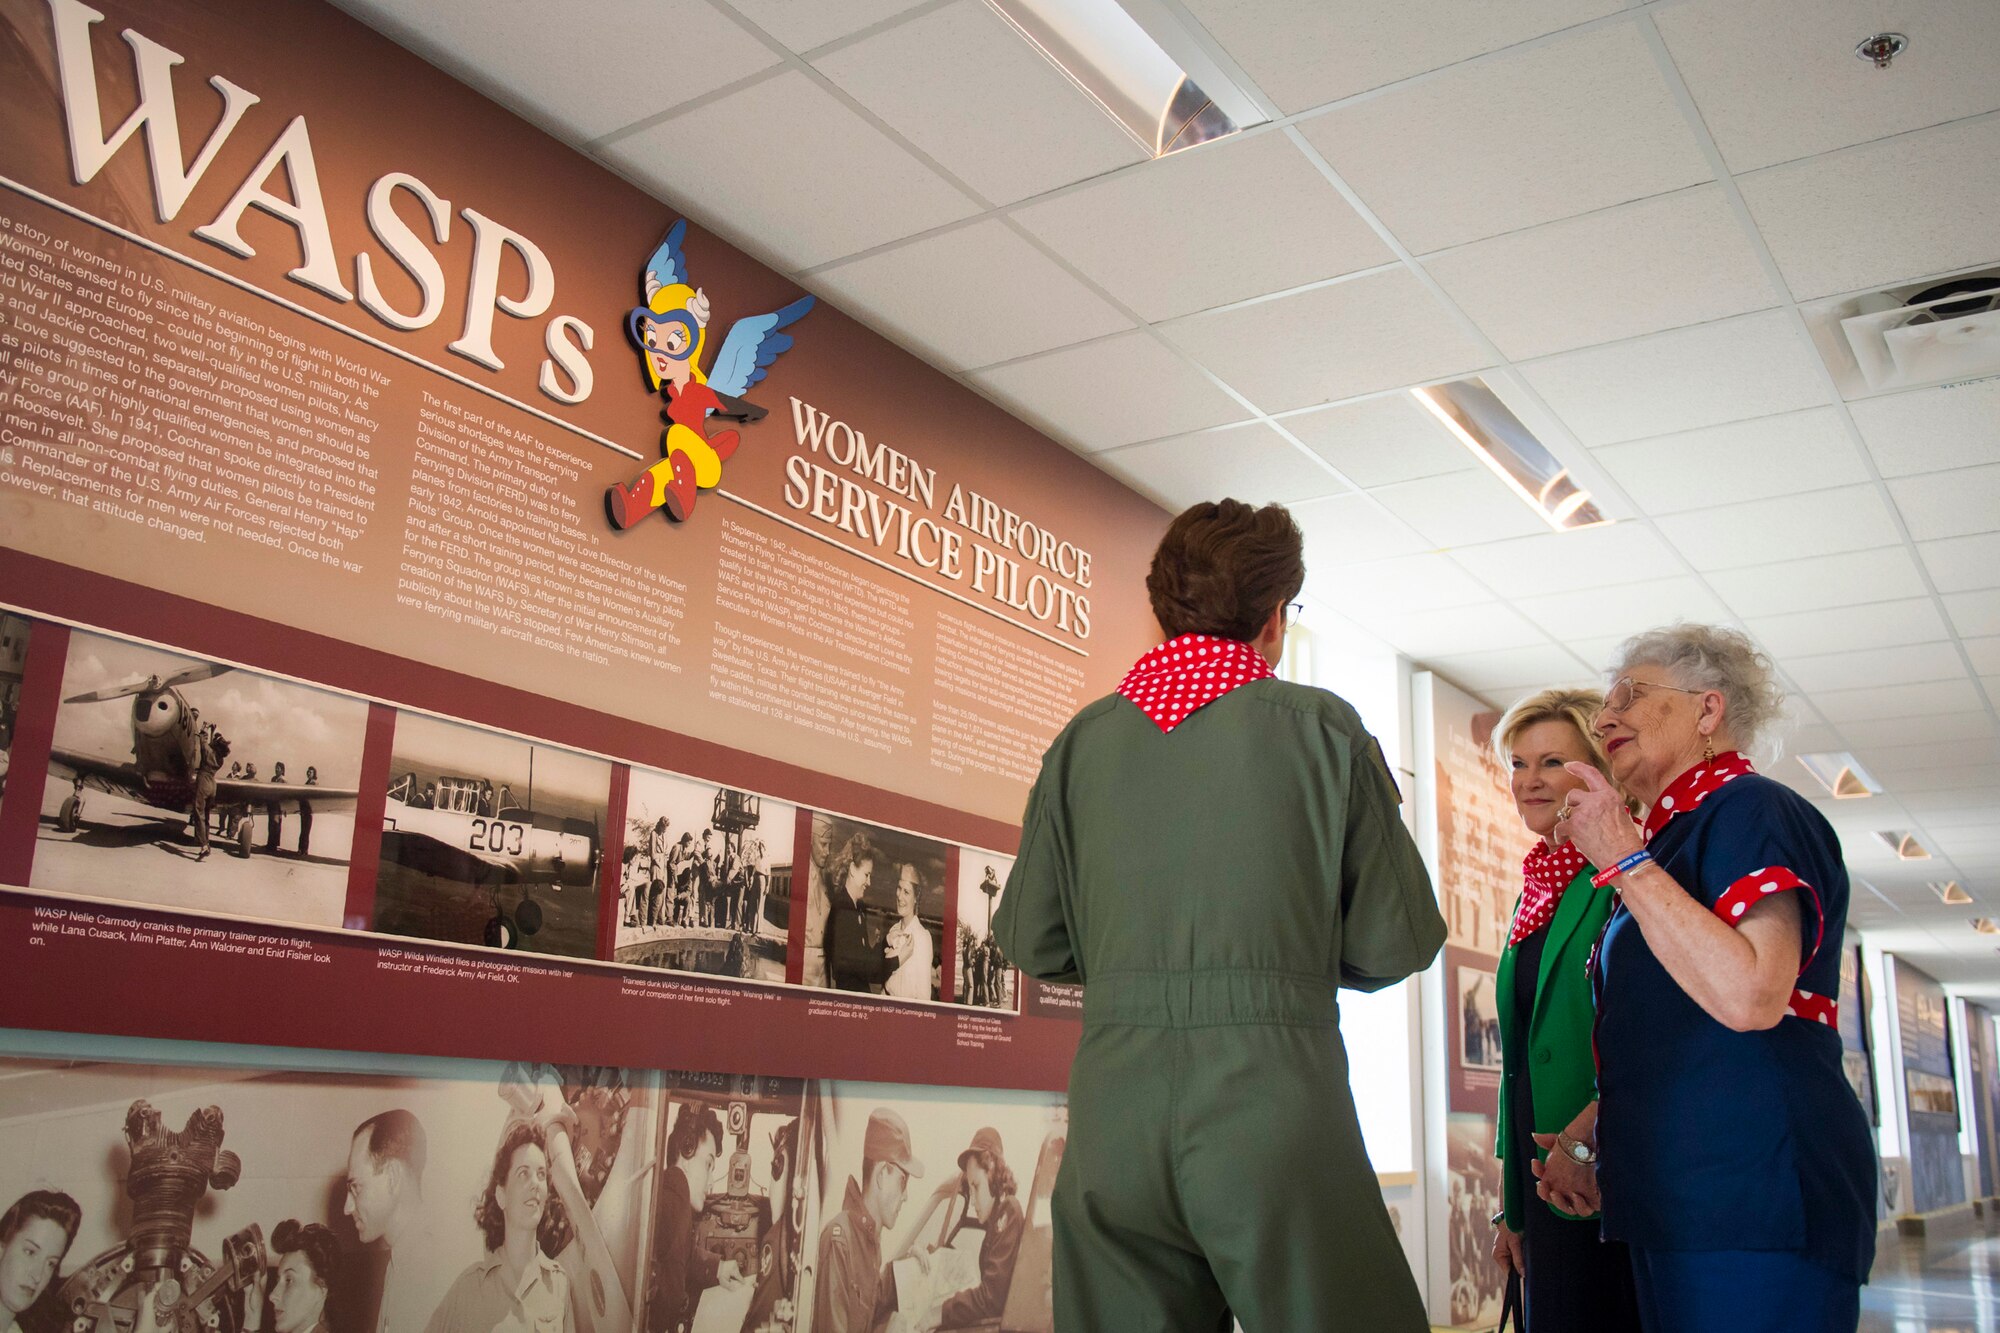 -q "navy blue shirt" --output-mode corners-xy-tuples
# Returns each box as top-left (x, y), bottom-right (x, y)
(1593, 771), (1876, 1279)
